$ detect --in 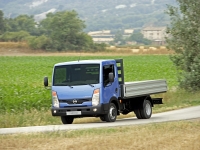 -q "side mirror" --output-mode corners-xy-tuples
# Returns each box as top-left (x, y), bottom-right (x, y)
(44, 76), (48, 87)
(108, 72), (114, 83)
